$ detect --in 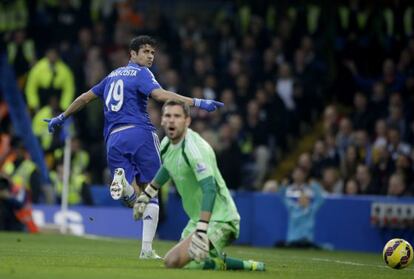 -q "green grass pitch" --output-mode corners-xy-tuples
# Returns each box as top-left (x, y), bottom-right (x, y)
(0, 232), (413, 279)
